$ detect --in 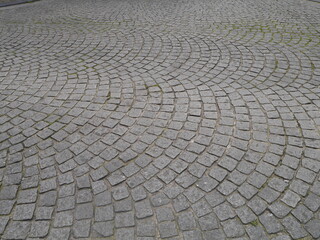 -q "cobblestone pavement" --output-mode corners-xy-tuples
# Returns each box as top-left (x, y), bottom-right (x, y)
(0, 0), (320, 239)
